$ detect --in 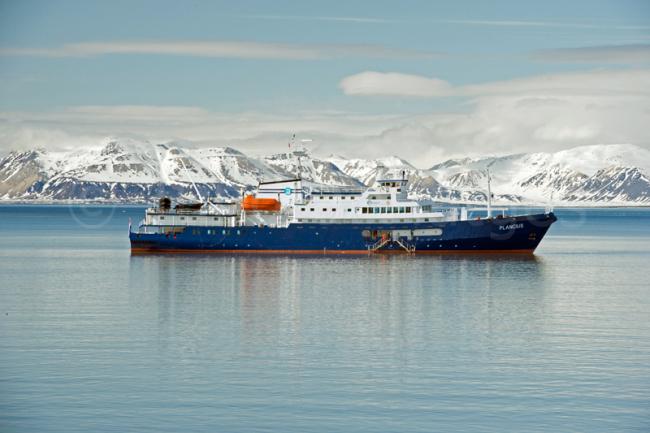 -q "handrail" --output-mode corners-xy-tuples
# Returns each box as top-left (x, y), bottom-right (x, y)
(368, 236), (415, 253)
(370, 237), (391, 251)
(393, 238), (416, 253)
